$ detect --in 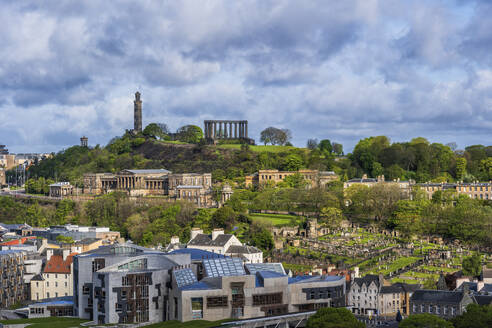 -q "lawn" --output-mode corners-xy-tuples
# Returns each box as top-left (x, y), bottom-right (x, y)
(146, 319), (231, 328)
(250, 213), (300, 227)
(217, 144), (306, 153)
(0, 317), (89, 328)
(390, 278), (421, 285)
(369, 256), (420, 276)
(420, 265), (458, 273)
(282, 262), (313, 273)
